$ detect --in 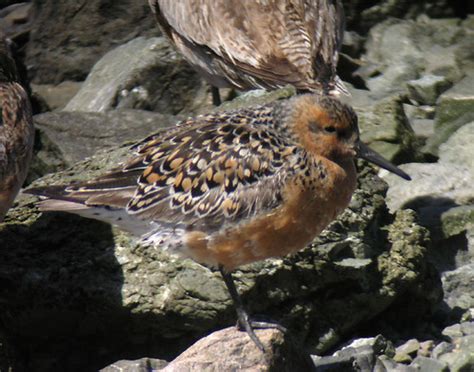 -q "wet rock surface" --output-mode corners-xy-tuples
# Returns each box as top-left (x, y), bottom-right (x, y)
(0, 1), (473, 371)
